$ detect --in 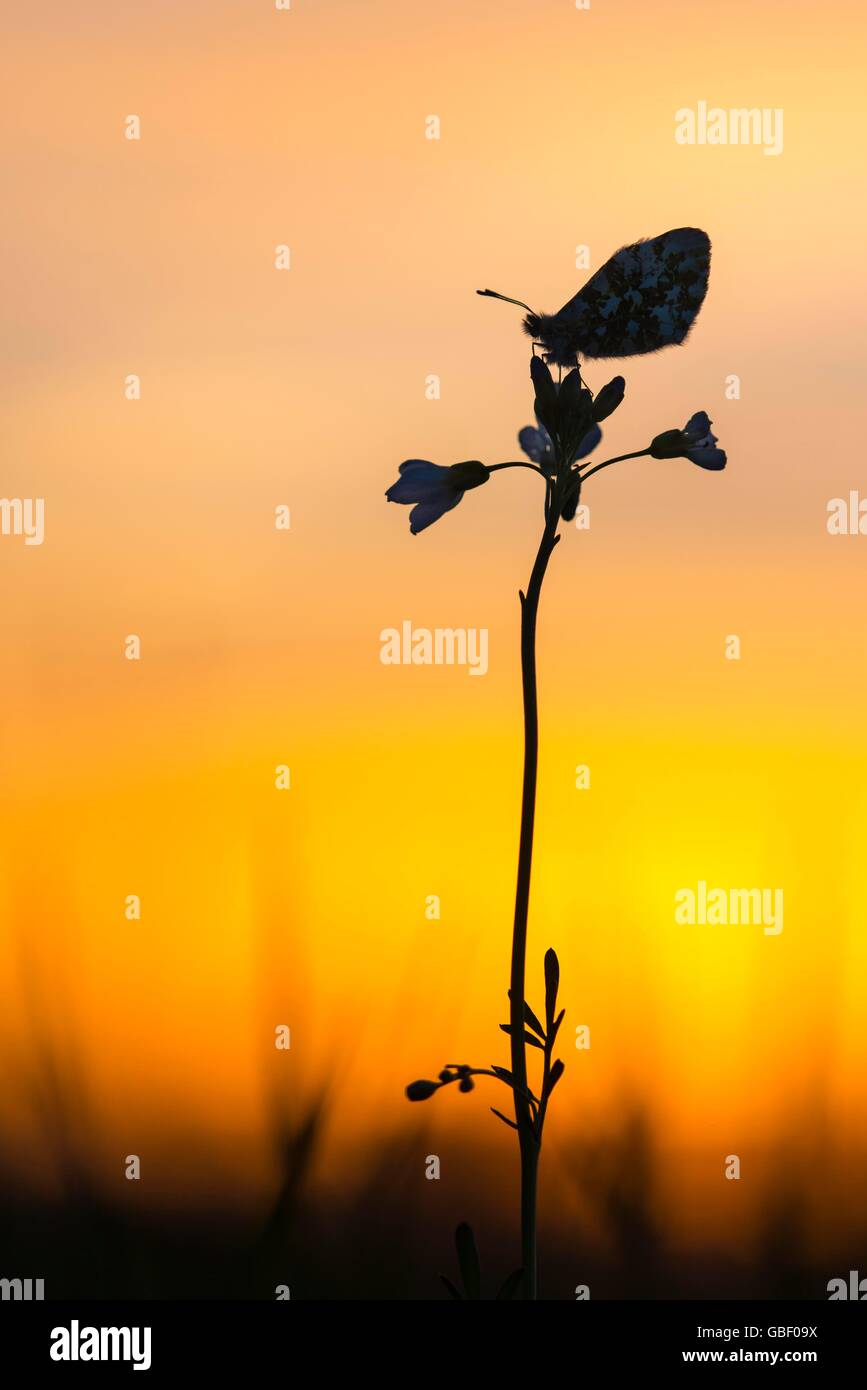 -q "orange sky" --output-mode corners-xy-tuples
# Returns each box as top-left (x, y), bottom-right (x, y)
(1, 0), (866, 1253)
